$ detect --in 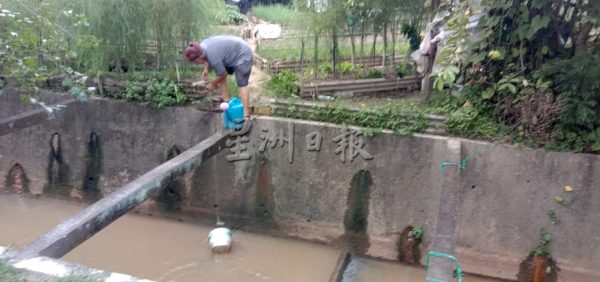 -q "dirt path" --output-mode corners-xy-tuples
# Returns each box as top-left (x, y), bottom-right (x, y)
(246, 37), (271, 106)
